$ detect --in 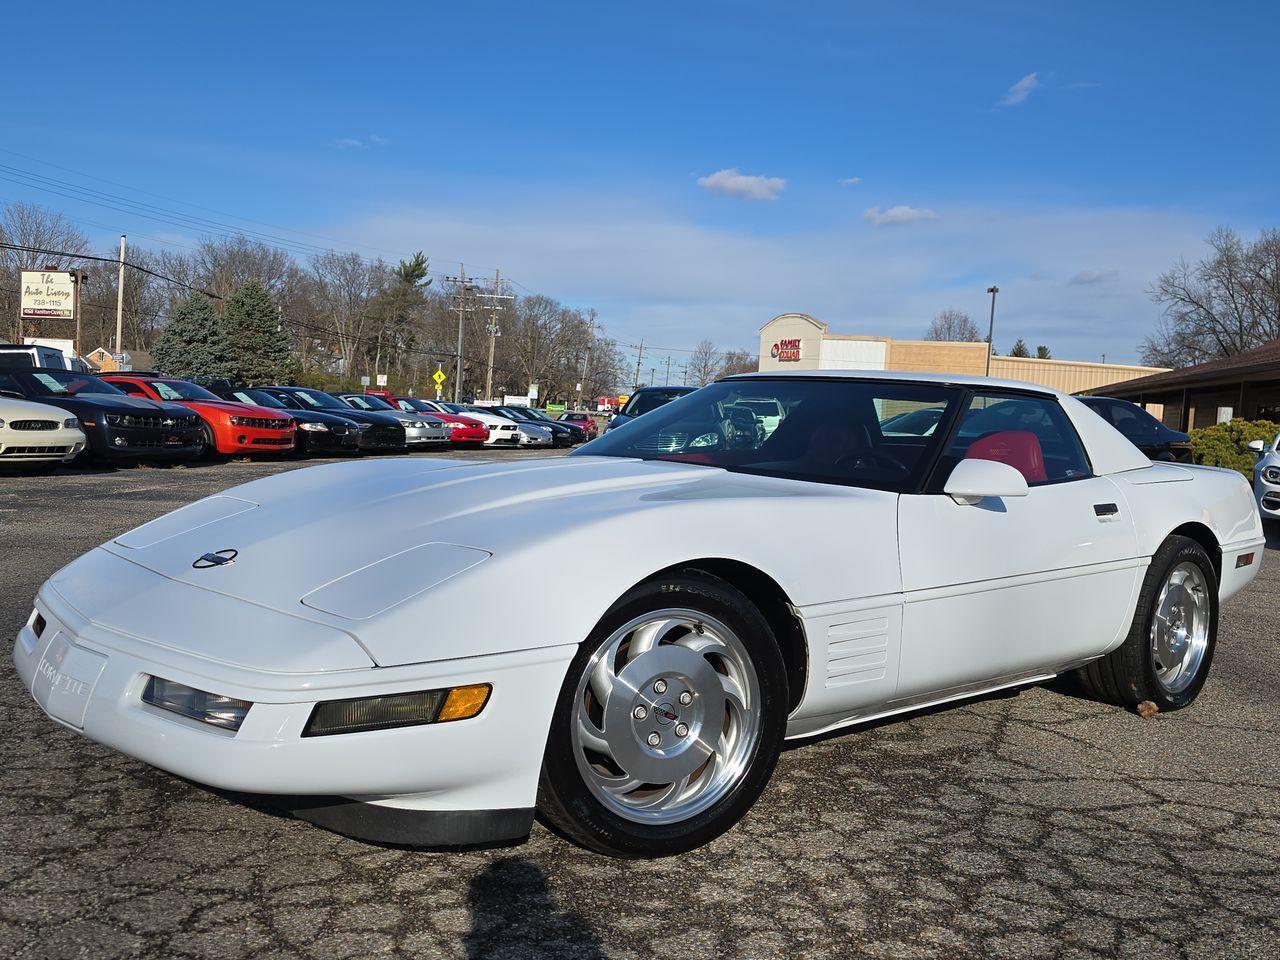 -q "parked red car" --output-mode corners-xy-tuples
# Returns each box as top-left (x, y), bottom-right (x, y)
(102, 375), (295, 457)
(387, 396), (489, 447)
(558, 410), (599, 439)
